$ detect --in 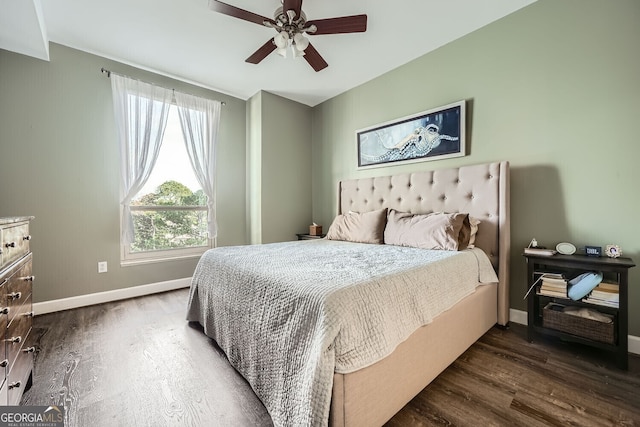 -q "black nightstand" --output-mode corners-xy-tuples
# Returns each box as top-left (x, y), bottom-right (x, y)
(524, 252), (635, 369)
(296, 233), (326, 240)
